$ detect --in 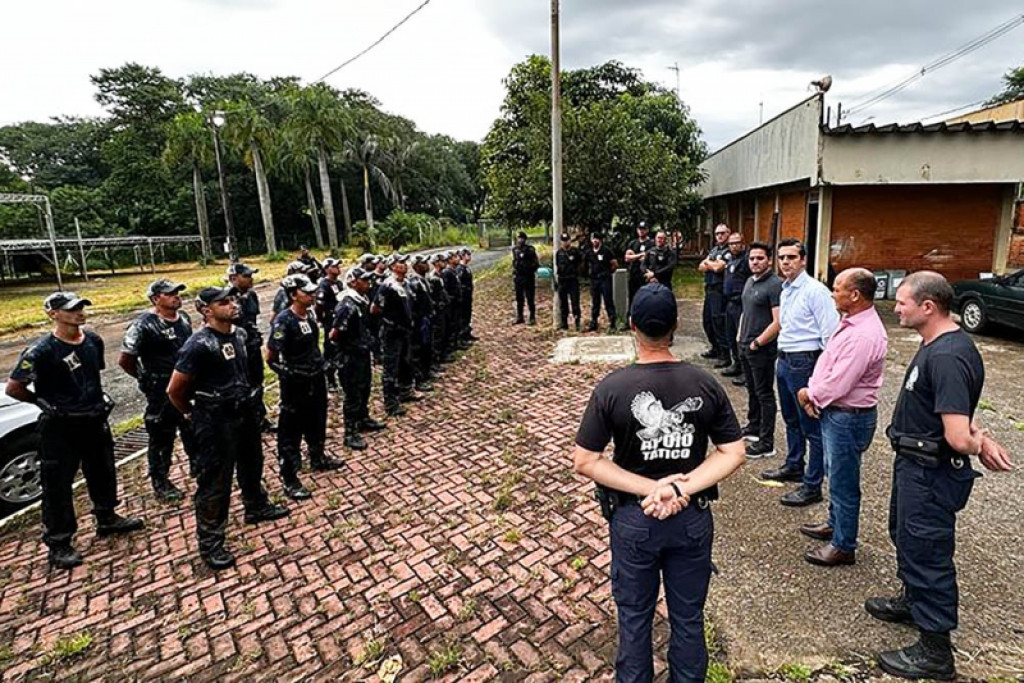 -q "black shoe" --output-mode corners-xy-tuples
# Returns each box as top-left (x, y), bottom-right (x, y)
(360, 418), (387, 432)
(386, 404), (407, 417)
(400, 391), (424, 403)
(780, 485), (823, 507)
(96, 514), (145, 537)
(760, 466), (803, 482)
(202, 547), (236, 571)
(48, 545), (83, 570)
(720, 363), (743, 377)
(712, 358), (732, 369)
(415, 381), (434, 392)
(311, 455), (344, 471)
(865, 594), (914, 626)
(282, 480), (312, 501)
(700, 349), (718, 359)
(527, 317), (536, 326)
(731, 377), (747, 387)
(745, 442), (776, 459)
(442, 354), (457, 364)
(245, 502), (290, 524)
(877, 633), (955, 681)
(153, 480), (184, 503)
(741, 425), (760, 441)
(344, 433), (367, 450)
(513, 317), (525, 325)
(467, 333), (480, 342)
